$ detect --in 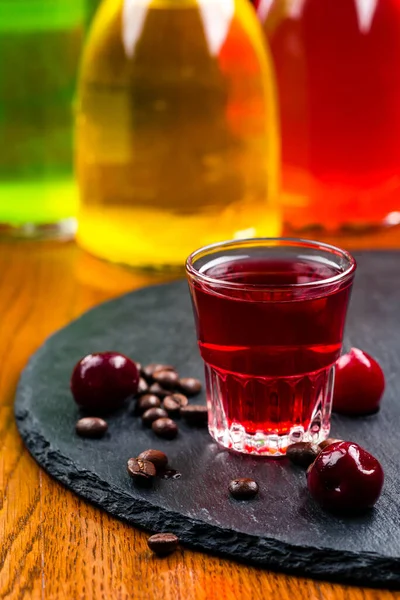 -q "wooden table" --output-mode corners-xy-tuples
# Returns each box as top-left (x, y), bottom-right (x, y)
(1, 228), (400, 600)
